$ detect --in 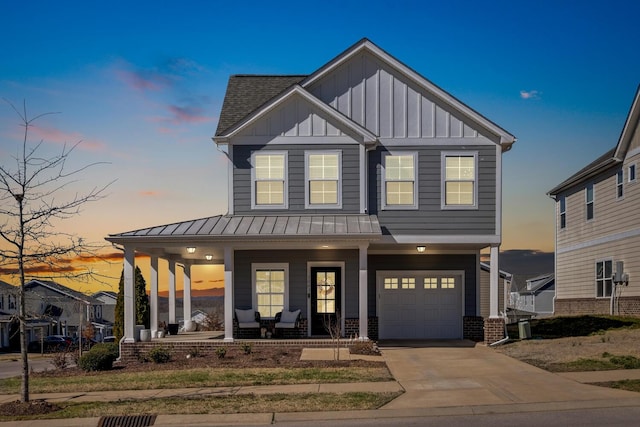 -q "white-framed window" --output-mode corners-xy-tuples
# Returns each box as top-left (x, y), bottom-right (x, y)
(251, 152), (287, 209)
(596, 259), (613, 298)
(305, 151), (341, 208)
(382, 152), (418, 209)
(629, 164), (637, 183)
(8, 295), (16, 310)
(559, 196), (566, 229)
(442, 152), (478, 209)
(0, 295), (3, 310)
(252, 263), (288, 319)
(616, 170), (624, 199)
(586, 183), (594, 220)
